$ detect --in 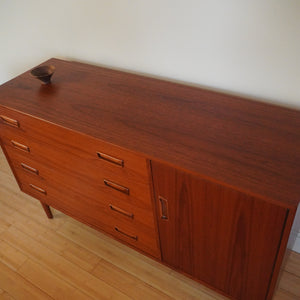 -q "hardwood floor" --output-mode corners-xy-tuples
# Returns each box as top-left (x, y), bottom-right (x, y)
(0, 148), (299, 300)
